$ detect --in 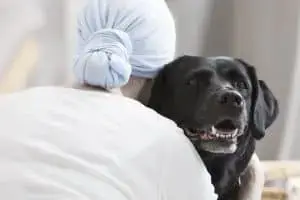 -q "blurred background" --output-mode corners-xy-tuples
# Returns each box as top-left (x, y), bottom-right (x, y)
(0, 0), (299, 160)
